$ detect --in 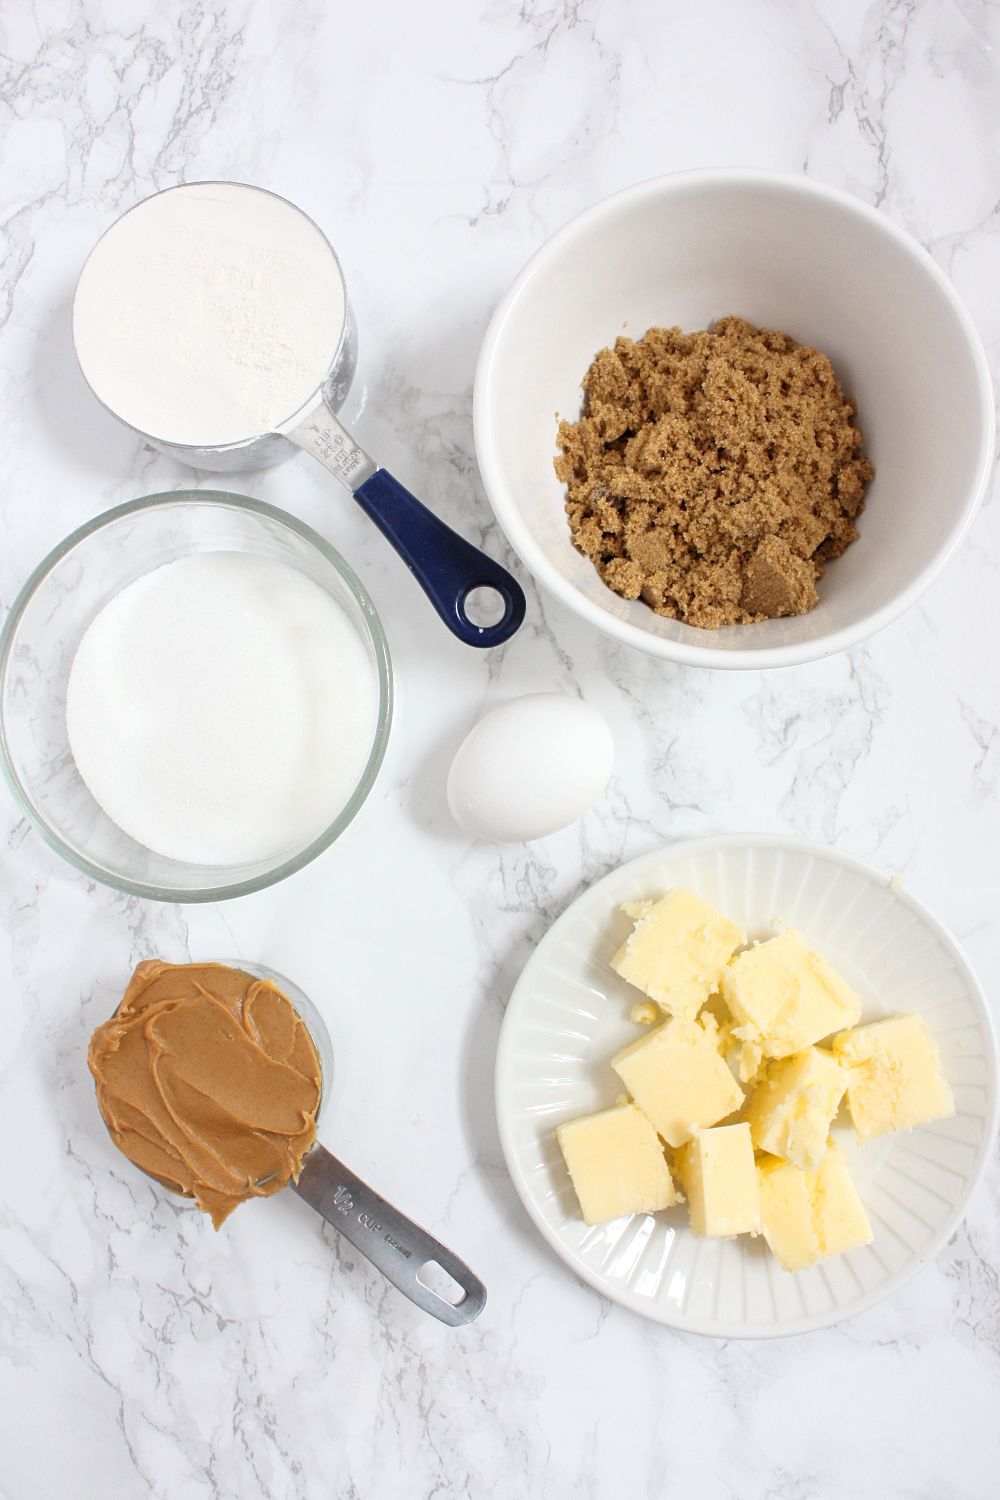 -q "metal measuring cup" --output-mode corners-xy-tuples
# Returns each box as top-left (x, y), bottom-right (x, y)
(71, 182), (525, 651)
(105, 962), (486, 1327)
(245, 965), (486, 1328)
